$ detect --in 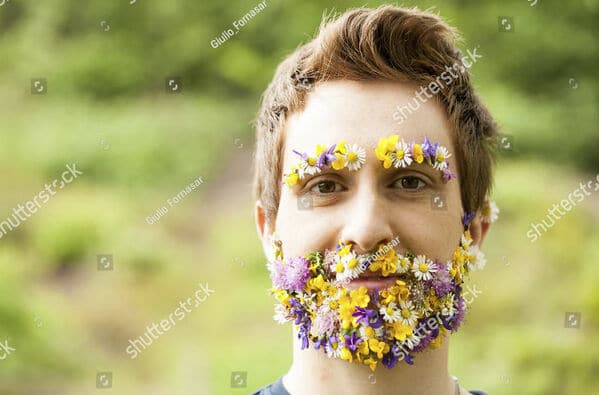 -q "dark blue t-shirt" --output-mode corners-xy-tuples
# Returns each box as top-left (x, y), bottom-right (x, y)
(252, 376), (488, 395)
